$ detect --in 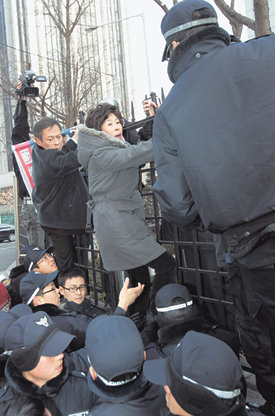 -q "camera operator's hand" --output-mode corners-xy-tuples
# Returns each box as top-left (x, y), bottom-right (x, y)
(15, 82), (26, 102)
(117, 277), (144, 312)
(71, 128), (79, 143)
(142, 99), (158, 117)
